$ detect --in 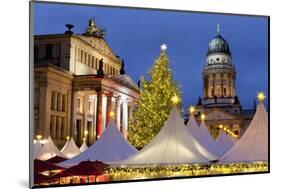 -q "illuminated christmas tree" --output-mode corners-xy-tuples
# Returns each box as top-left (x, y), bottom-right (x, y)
(128, 44), (182, 148)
